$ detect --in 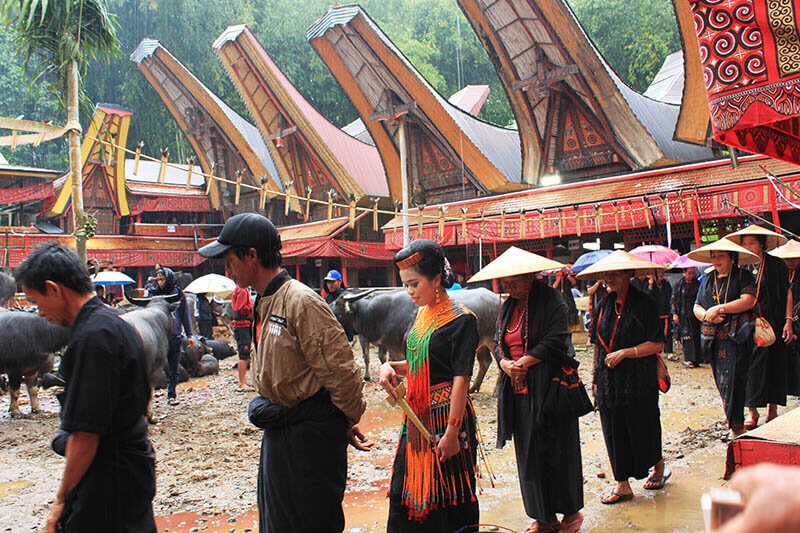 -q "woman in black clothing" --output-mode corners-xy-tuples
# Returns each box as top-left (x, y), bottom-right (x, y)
(770, 240), (800, 396)
(726, 225), (793, 428)
(379, 239), (479, 533)
(689, 240), (759, 437)
(673, 267), (703, 367)
(646, 271), (674, 358)
(471, 247), (584, 533)
(577, 250), (668, 504)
